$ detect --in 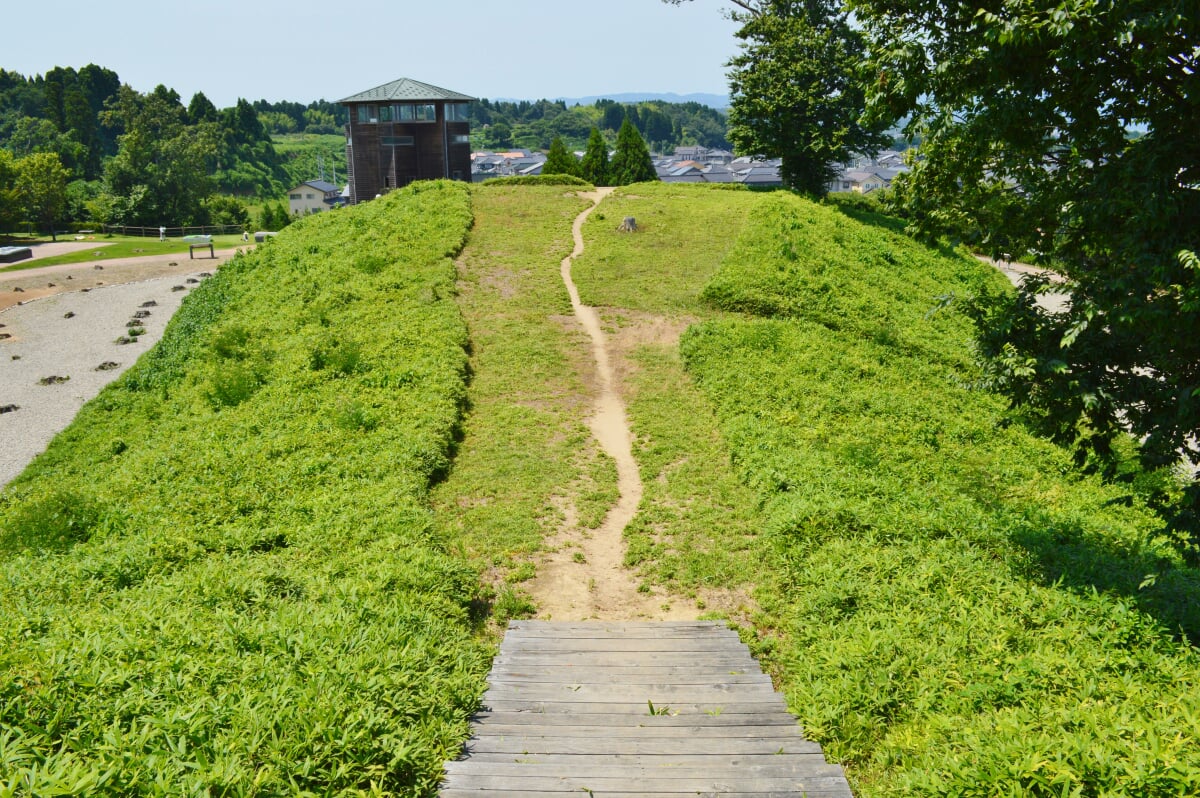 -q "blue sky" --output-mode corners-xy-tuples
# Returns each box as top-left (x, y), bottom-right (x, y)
(6, 1), (742, 107)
